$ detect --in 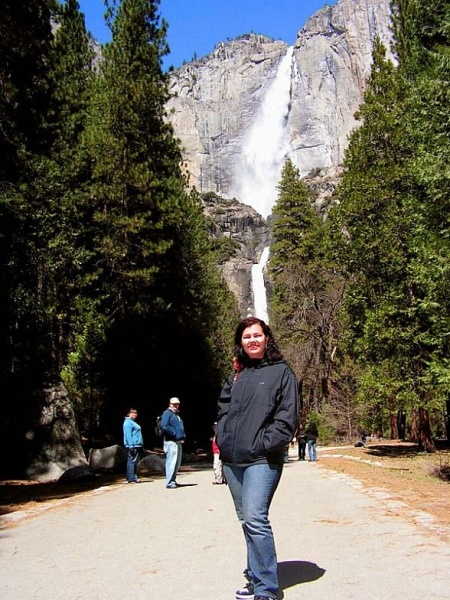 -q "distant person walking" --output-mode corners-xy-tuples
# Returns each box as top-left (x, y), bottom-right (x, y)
(161, 397), (185, 489)
(211, 422), (225, 485)
(123, 408), (143, 483)
(296, 423), (307, 460)
(216, 317), (298, 600)
(305, 421), (319, 461)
